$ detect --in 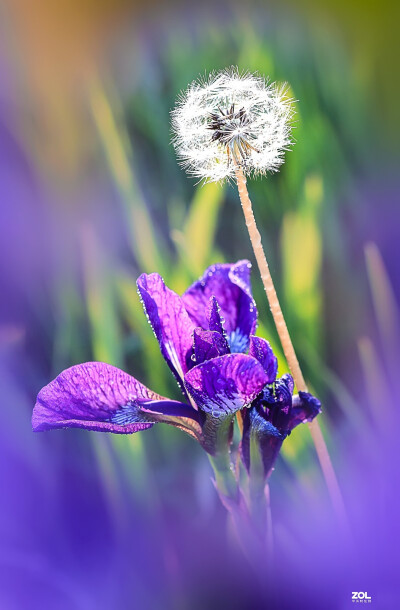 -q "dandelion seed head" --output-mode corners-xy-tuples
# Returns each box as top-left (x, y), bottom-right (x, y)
(171, 67), (295, 183)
